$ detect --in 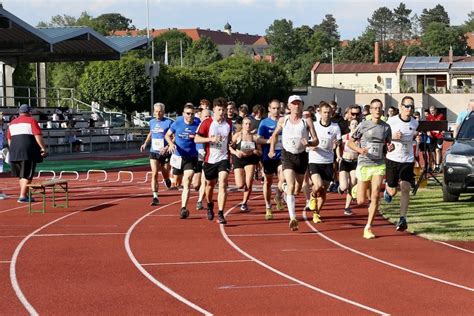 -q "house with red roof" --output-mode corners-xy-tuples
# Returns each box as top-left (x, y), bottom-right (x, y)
(113, 23), (272, 60)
